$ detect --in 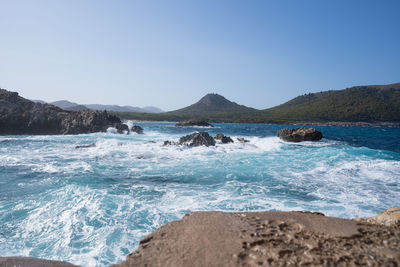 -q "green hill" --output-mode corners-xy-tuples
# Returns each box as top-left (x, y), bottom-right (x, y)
(261, 83), (400, 123)
(113, 83), (400, 123)
(168, 93), (256, 115)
